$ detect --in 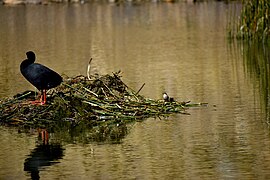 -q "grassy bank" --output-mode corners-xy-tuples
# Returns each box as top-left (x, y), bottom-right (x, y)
(228, 0), (269, 41)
